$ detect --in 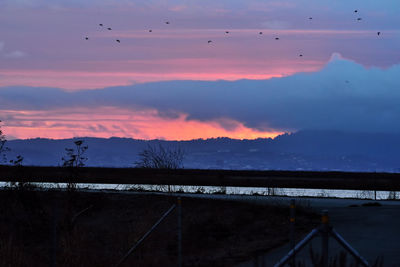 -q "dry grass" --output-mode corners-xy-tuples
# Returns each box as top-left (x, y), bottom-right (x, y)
(0, 189), (318, 266)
